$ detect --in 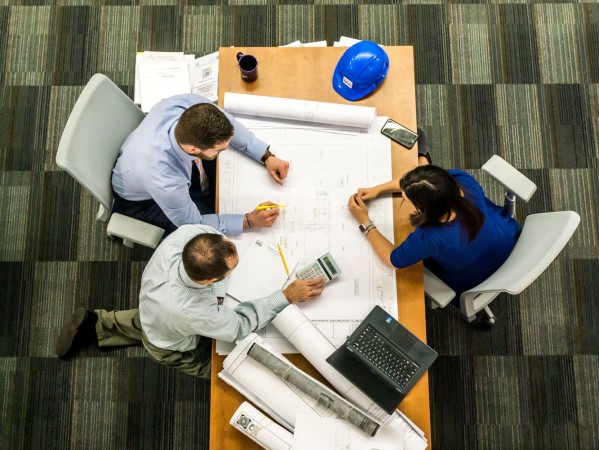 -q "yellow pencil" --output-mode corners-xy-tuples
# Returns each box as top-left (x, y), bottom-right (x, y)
(277, 244), (290, 276)
(256, 204), (286, 211)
